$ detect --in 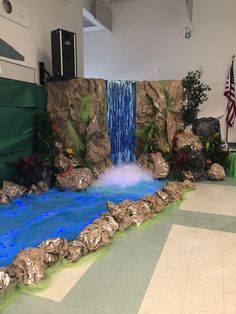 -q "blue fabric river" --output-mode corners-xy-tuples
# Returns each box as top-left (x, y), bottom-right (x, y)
(0, 180), (166, 267)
